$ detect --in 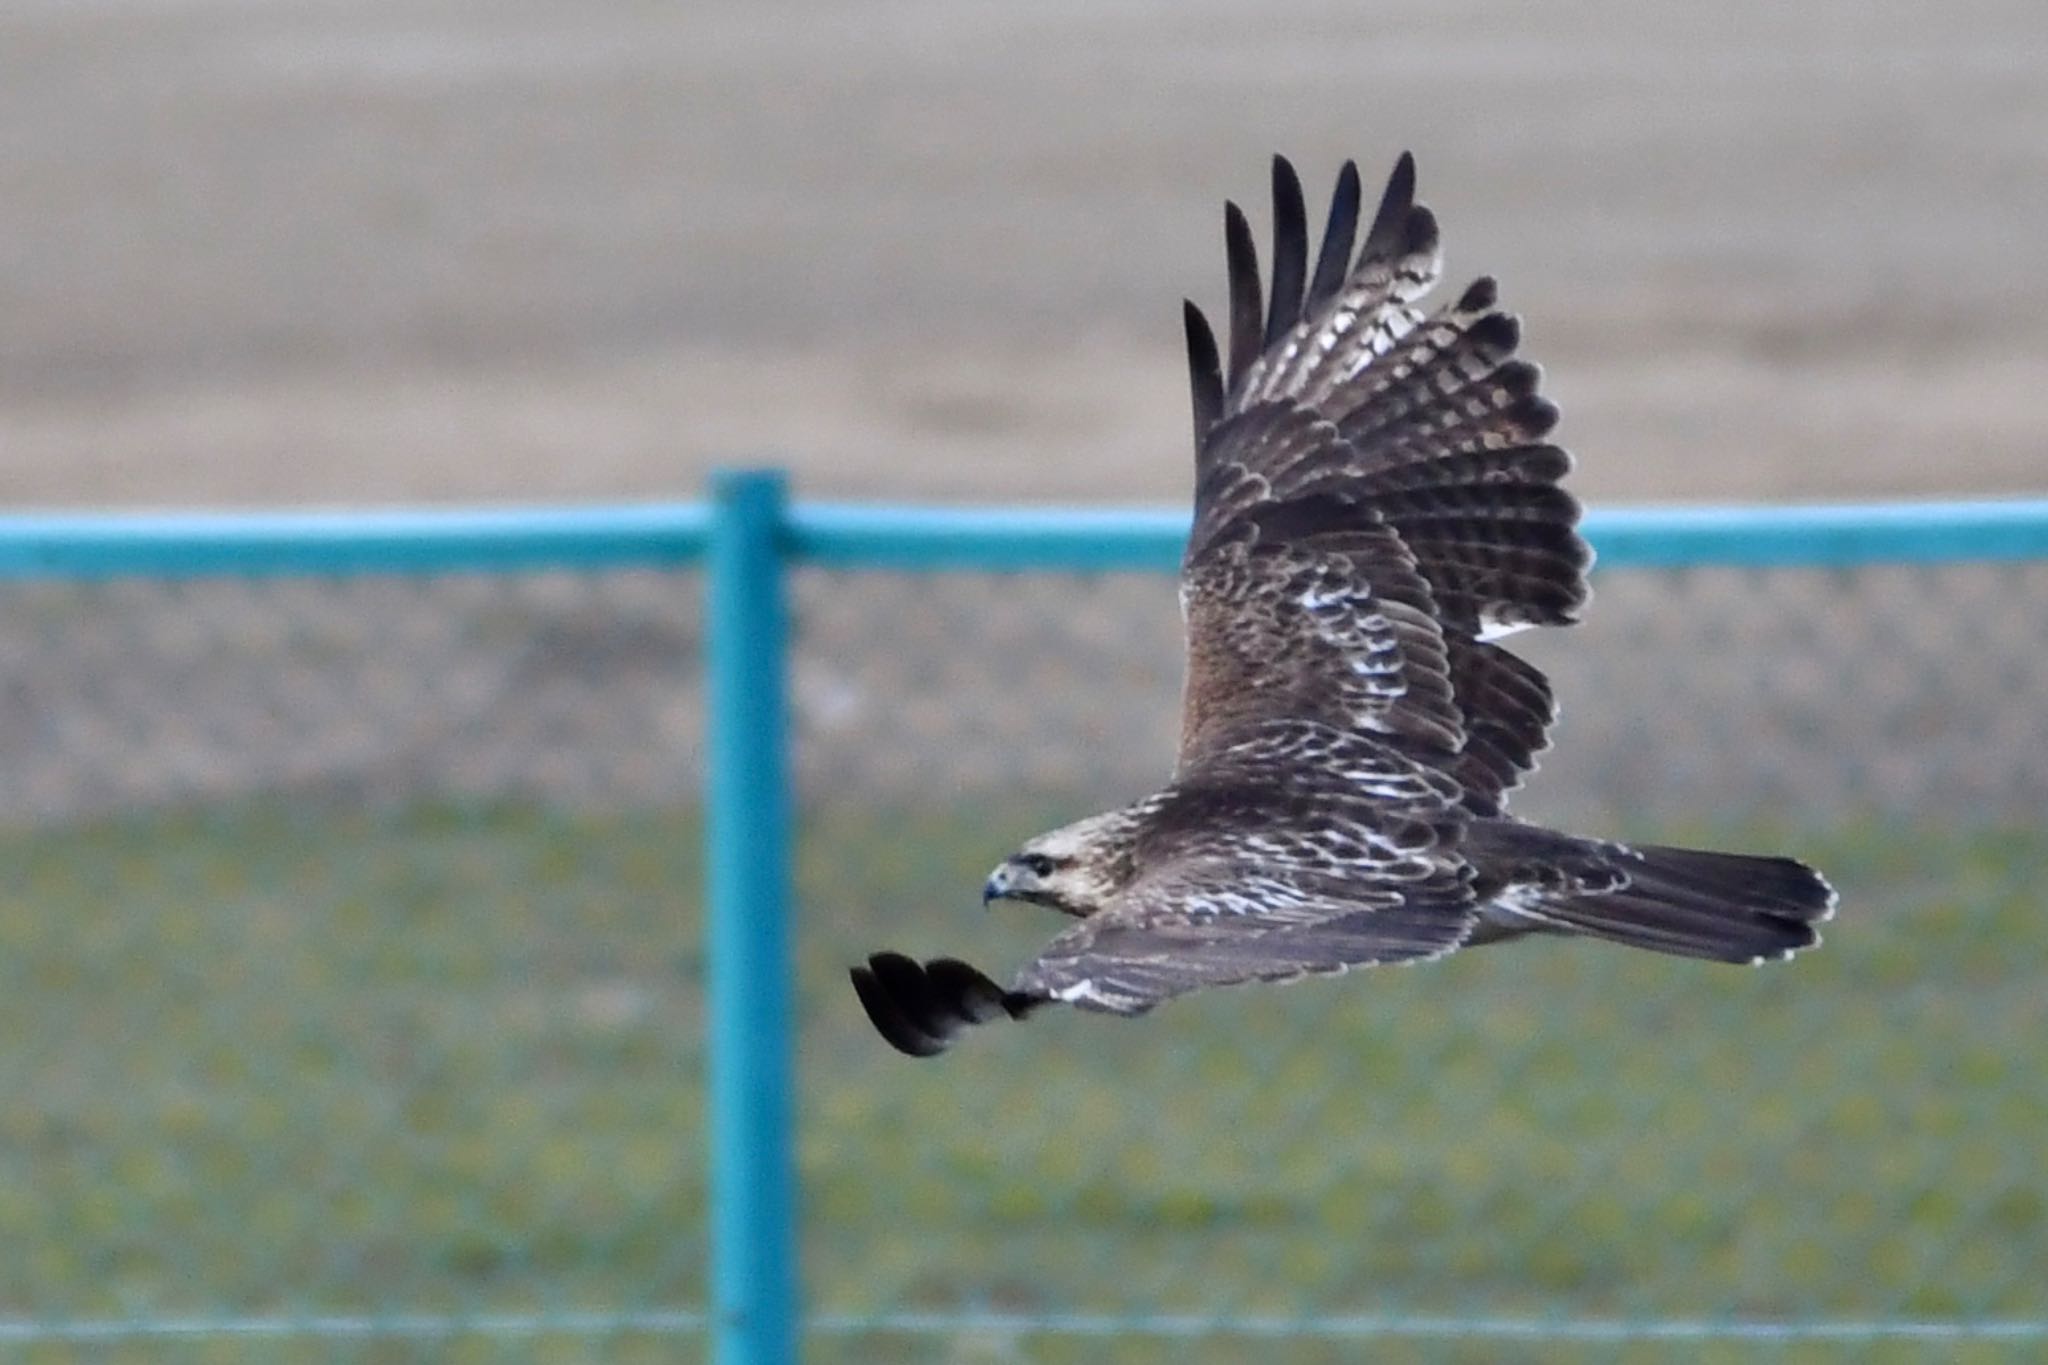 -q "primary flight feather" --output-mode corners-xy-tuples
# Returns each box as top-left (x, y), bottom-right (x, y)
(850, 152), (1836, 1057)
